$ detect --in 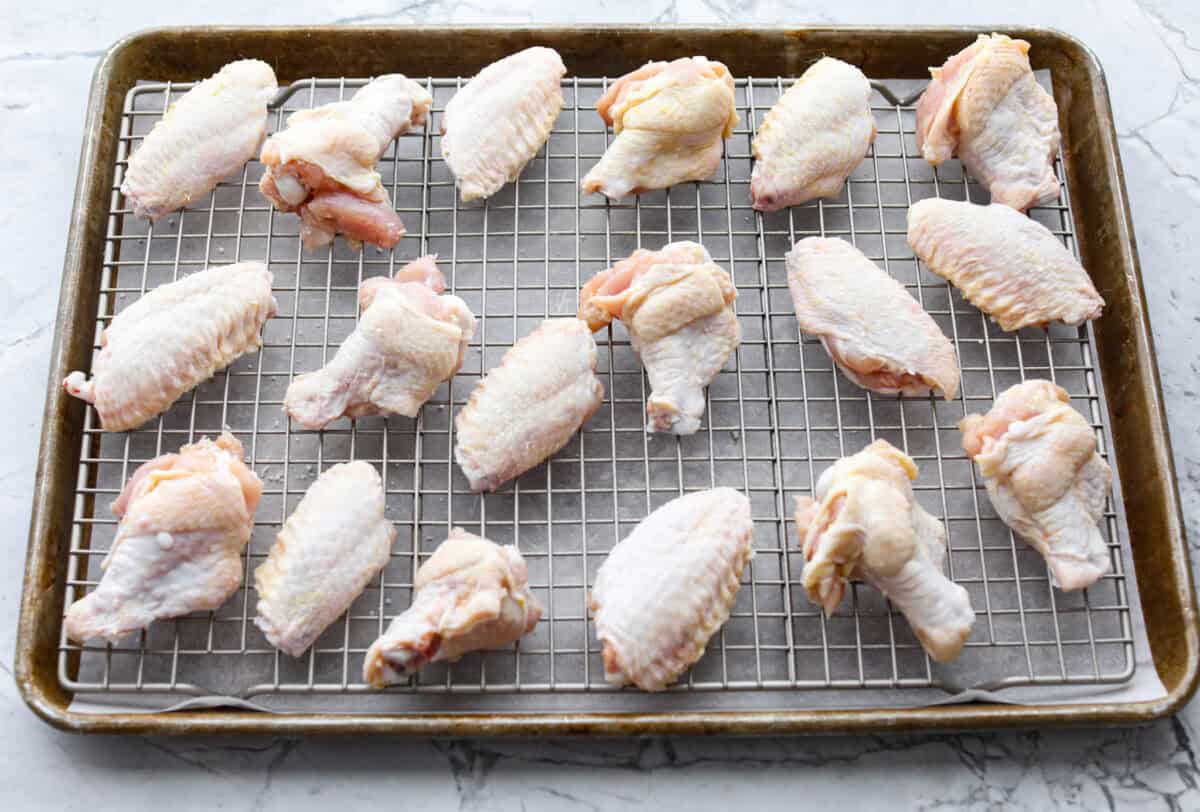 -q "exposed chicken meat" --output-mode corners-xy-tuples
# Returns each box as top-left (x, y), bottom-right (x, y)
(259, 74), (431, 249)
